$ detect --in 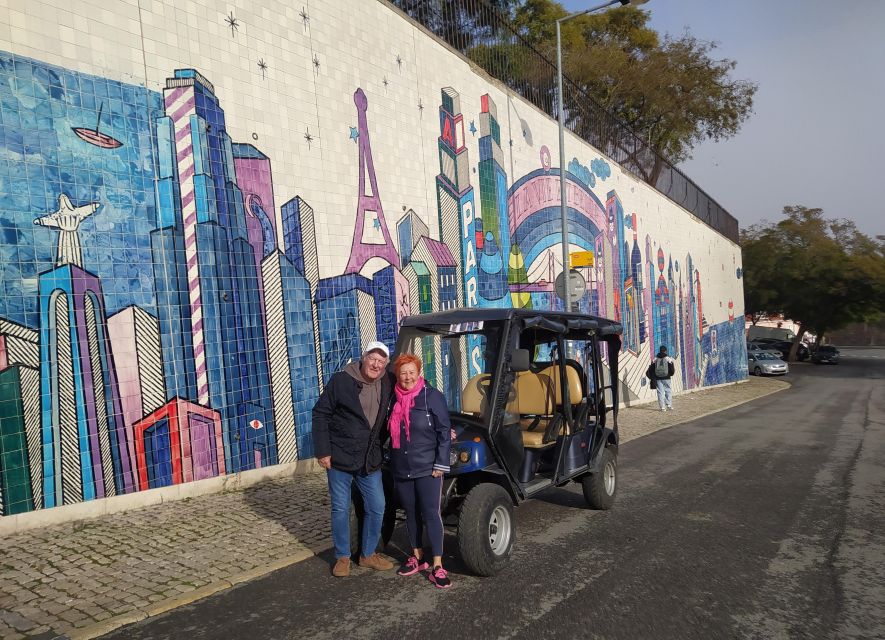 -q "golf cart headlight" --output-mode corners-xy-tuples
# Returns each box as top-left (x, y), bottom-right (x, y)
(459, 450), (470, 463)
